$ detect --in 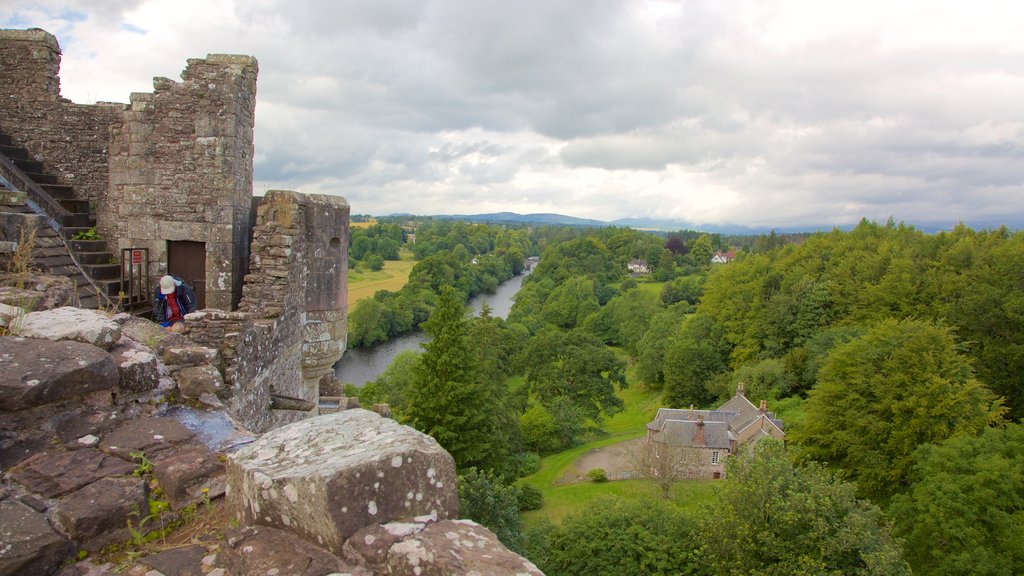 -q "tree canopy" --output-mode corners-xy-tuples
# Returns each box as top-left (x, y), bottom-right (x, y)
(794, 318), (1004, 501)
(700, 440), (911, 576)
